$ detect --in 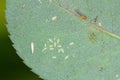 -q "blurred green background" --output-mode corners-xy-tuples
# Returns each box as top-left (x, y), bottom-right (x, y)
(0, 0), (42, 80)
